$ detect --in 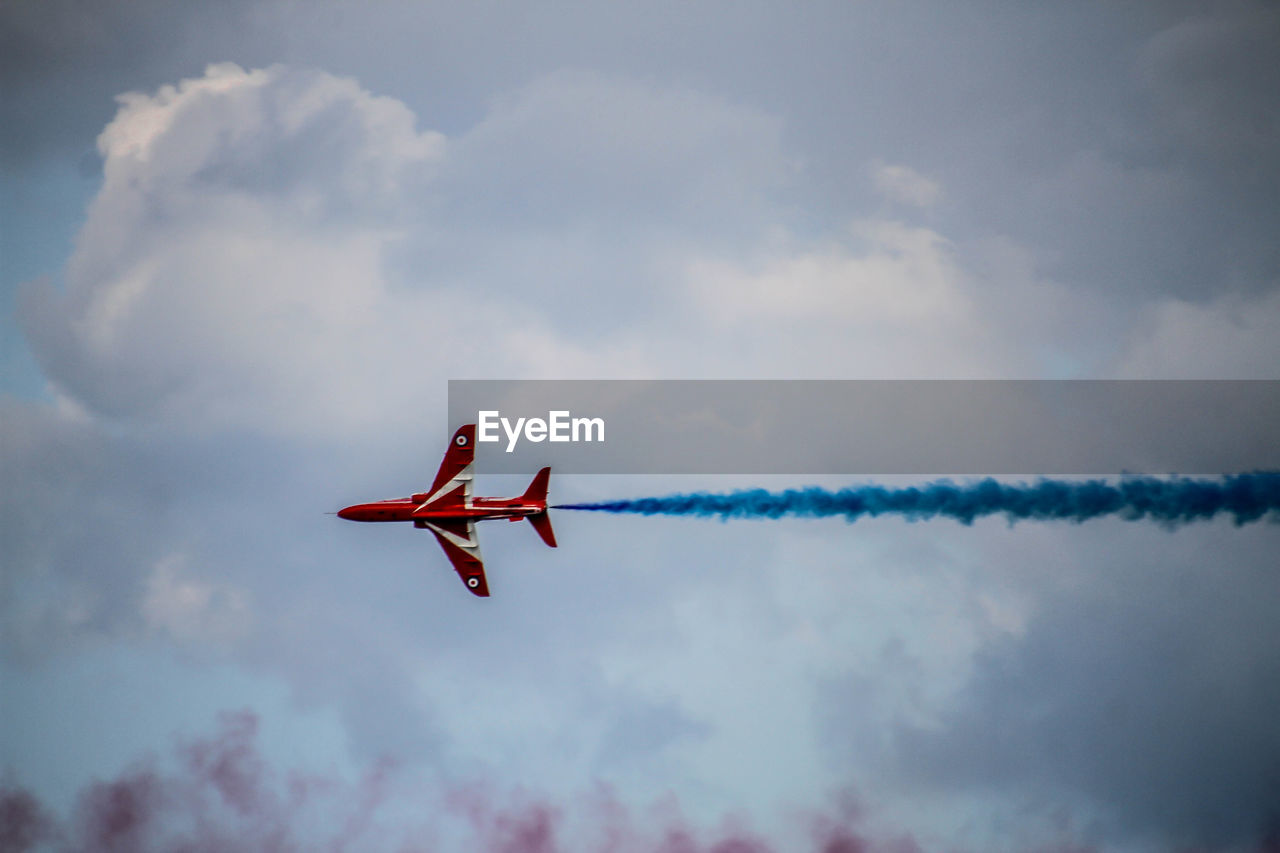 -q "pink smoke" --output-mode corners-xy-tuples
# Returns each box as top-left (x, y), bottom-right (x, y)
(0, 786), (52, 852)
(0, 709), (1211, 853)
